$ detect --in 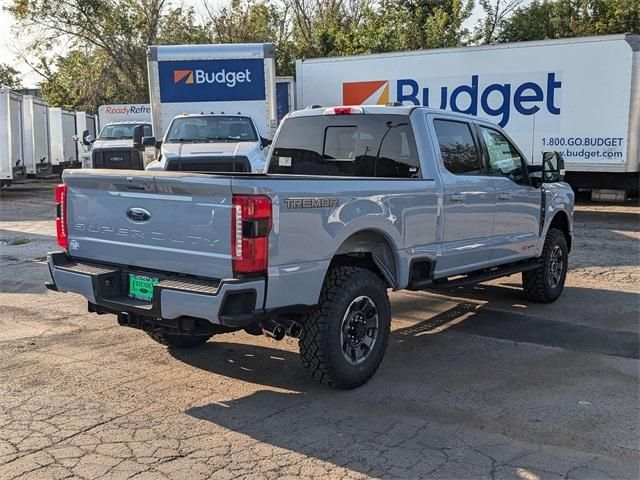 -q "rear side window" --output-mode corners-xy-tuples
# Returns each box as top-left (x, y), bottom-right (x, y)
(269, 115), (421, 178)
(433, 120), (481, 175)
